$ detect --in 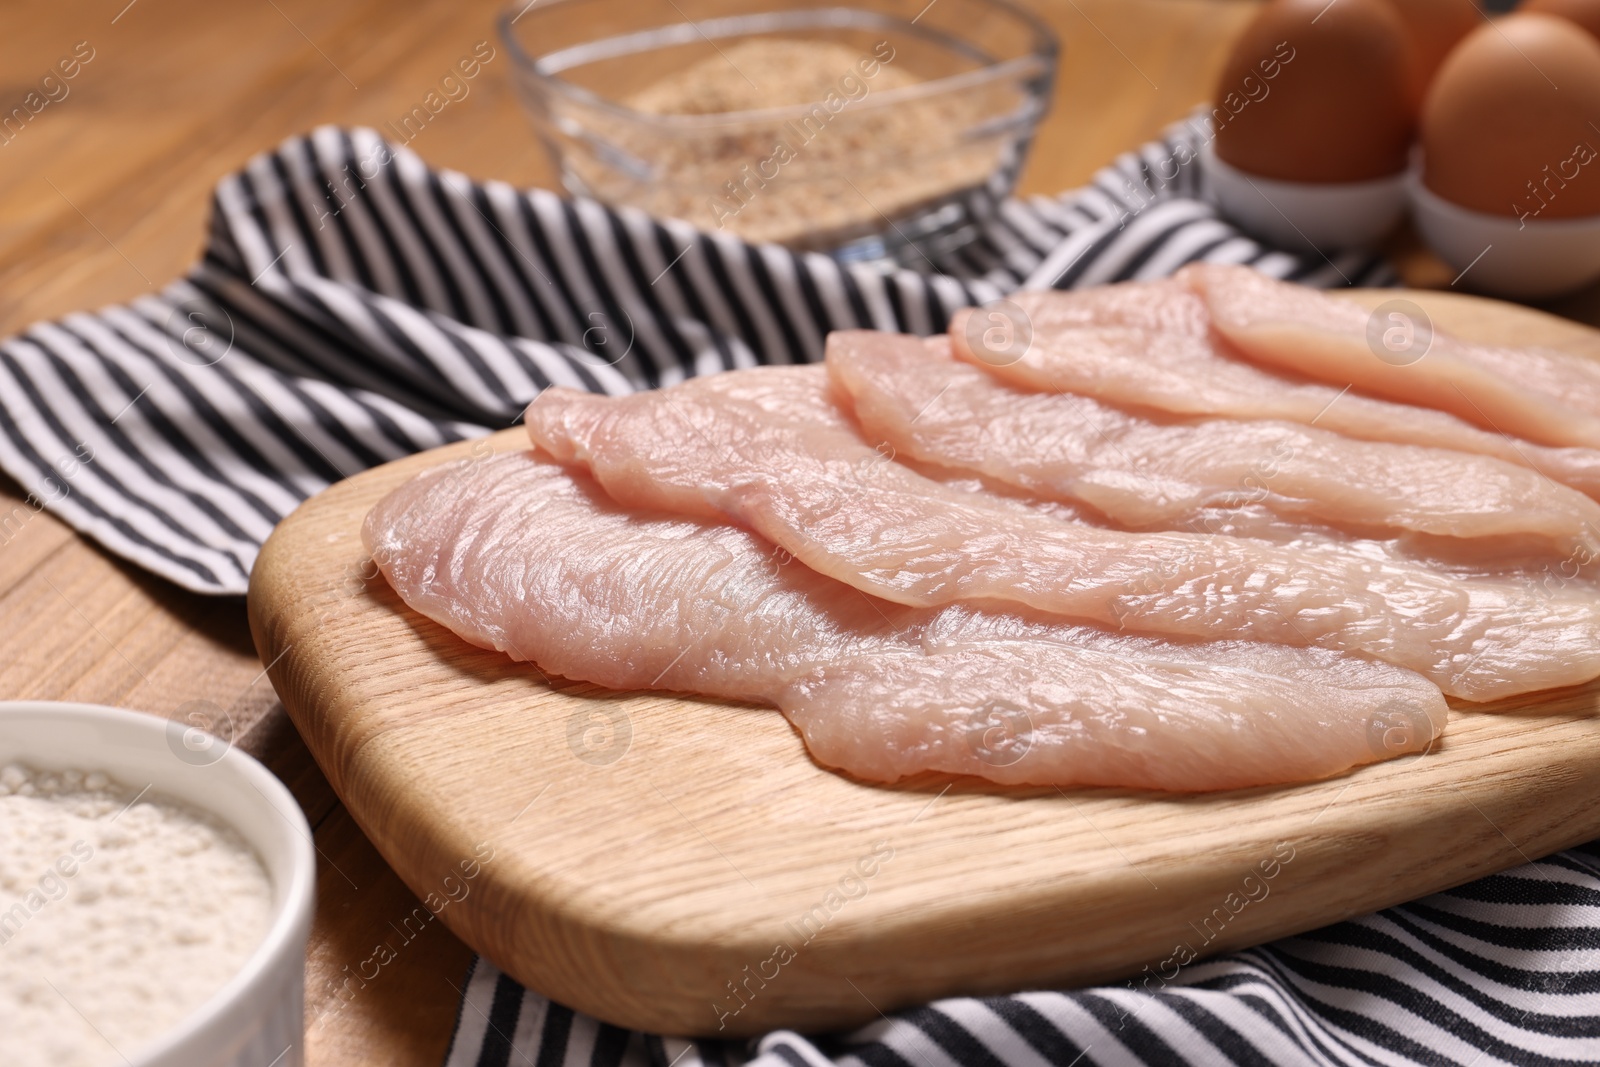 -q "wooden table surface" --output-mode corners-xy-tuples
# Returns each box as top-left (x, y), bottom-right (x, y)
(3, 2), (1596, 1064)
